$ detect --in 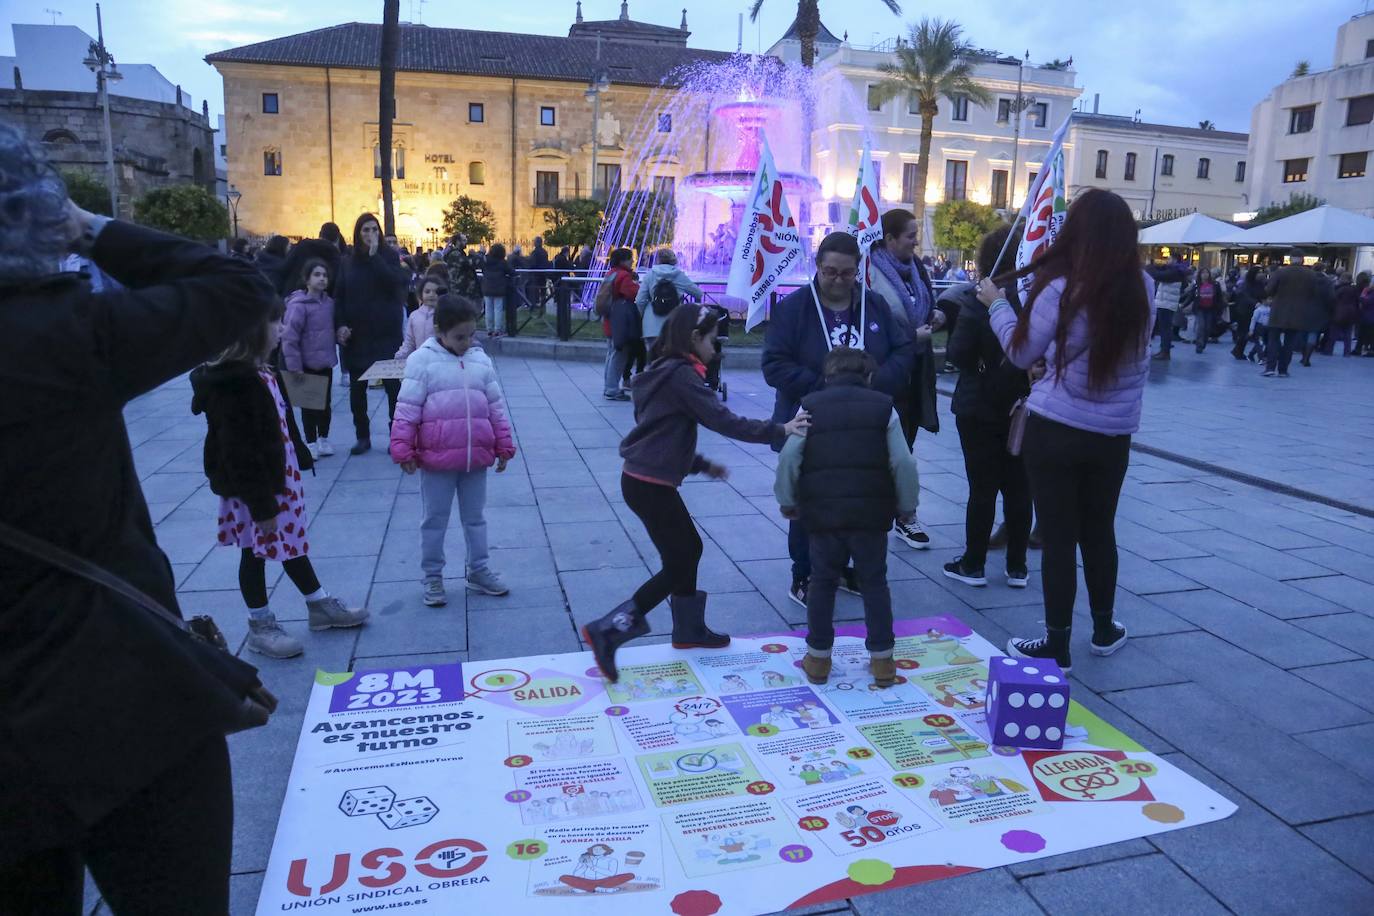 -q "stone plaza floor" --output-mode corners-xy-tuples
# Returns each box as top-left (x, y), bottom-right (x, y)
(94, 344), (1374, 914)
